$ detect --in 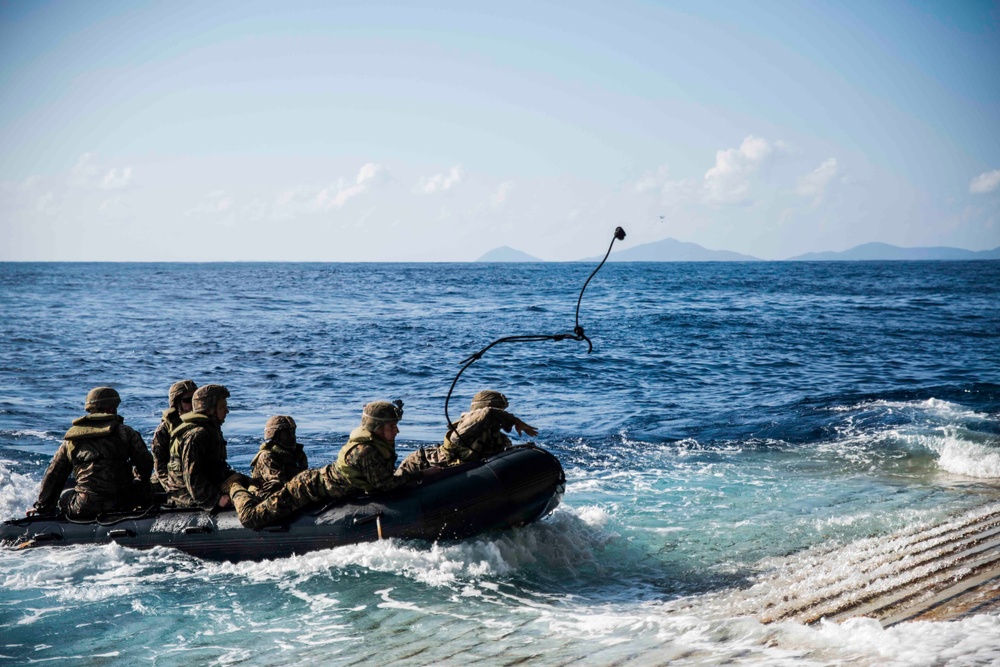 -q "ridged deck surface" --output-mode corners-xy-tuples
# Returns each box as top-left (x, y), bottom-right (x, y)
(712, 501), (1000, 626)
